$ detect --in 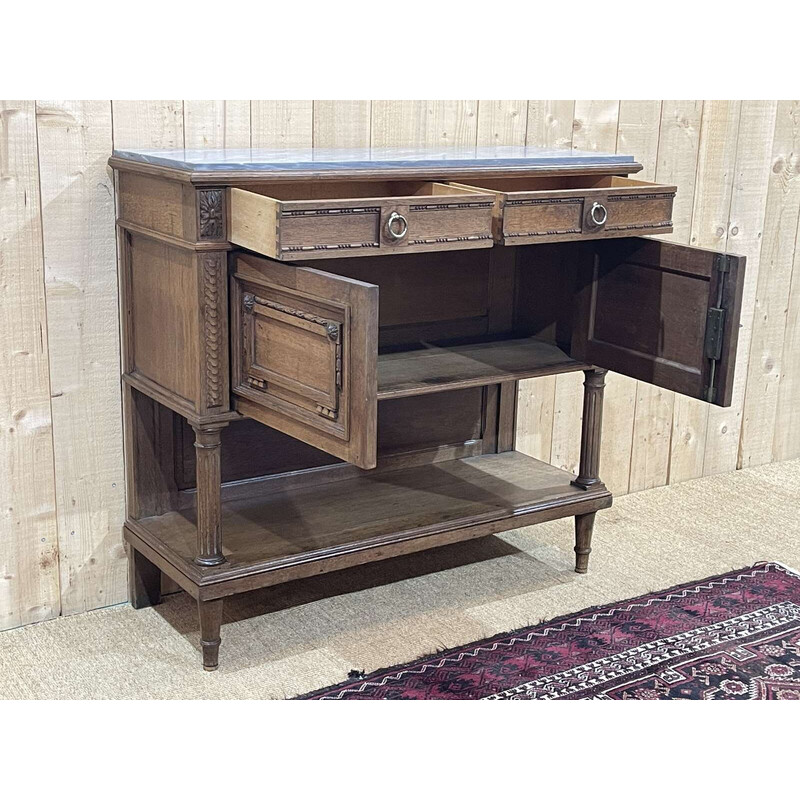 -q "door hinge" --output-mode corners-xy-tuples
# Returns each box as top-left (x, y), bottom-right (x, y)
(715, 252), (731, 274)
(703, 253), (731, 402)
(704, 307), (725, 361)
